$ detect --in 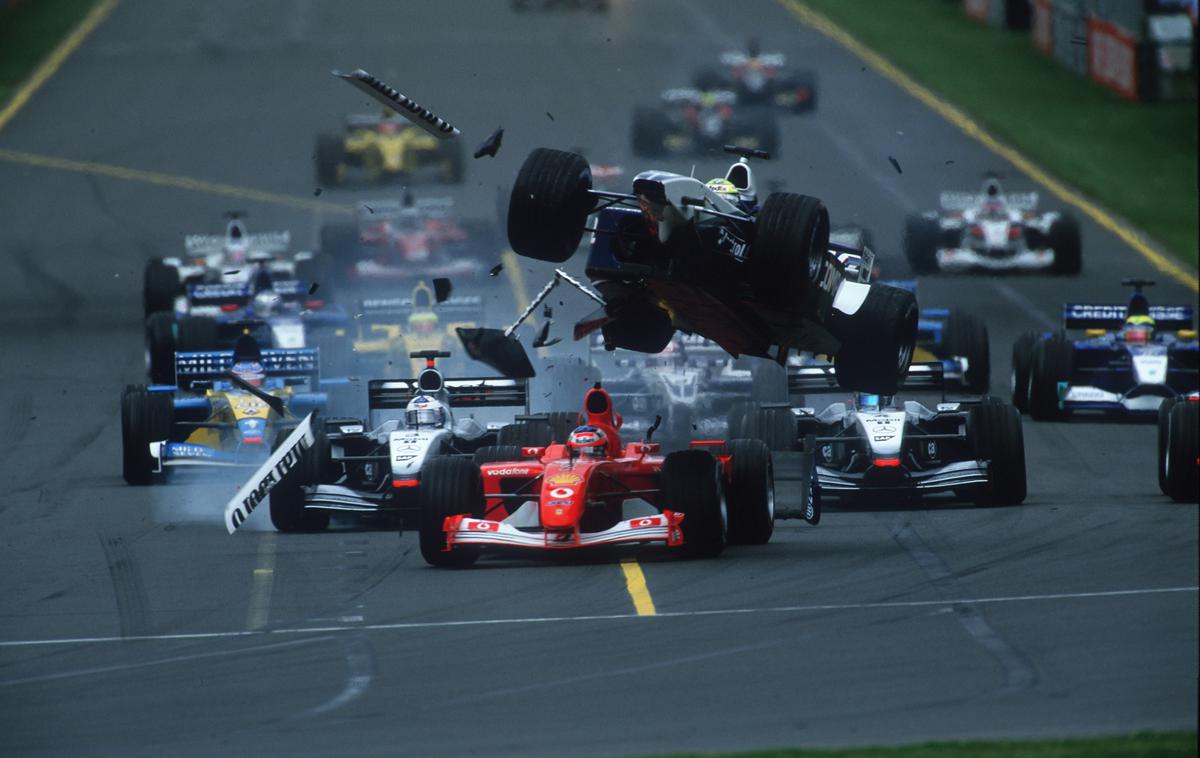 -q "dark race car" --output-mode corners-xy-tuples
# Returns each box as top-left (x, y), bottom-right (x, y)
(1012, 280), (1198, 420)
(503, 146), (917, 394)
(631, 88), (779, 158)
(693, 40), (817, 113)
